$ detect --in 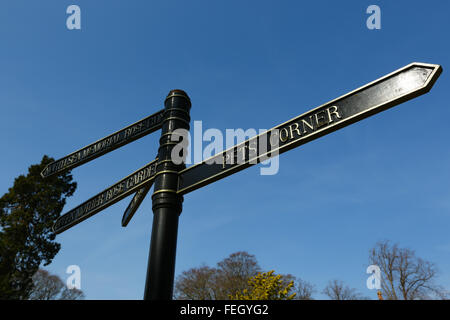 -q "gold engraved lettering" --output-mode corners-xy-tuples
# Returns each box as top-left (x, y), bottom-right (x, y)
(66, 155), (74, 165)
(301, 118), (314, 134)
(134, 124), (140, 134)
(90, 200), (96, 211)
(70, 154), (78, 164)
(72, 209), (79, 220)
(57, 160), (65, 170)
(89, 199), (95, 210)
(237, 145), (246, 164)
(144, 166), (152, 179)
(102, 138), (110, 148)
(74, 208), (80, 219)
(97, 194), (105, 207)
(130, 125), (137, 136)
(326, 105), (342, 123)
(101, 138), (109, 149)
(314, 110), (327, 128)
(136, 170), (144, 184)
(105, 189), (114, 201)
(82, 147), (90, 159)
(269, 130), (279, 147)
(112, 186), (119, 197)
(125, 122), (144, 139)
(279, 128), (290, 143)
(289, 122), (301, 139)
(126, 177), (134, 189)
(115, 183), (124, 196)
